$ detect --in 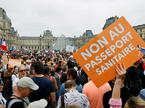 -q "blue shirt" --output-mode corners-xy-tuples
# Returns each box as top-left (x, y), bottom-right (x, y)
(59, 83), (82, 96)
